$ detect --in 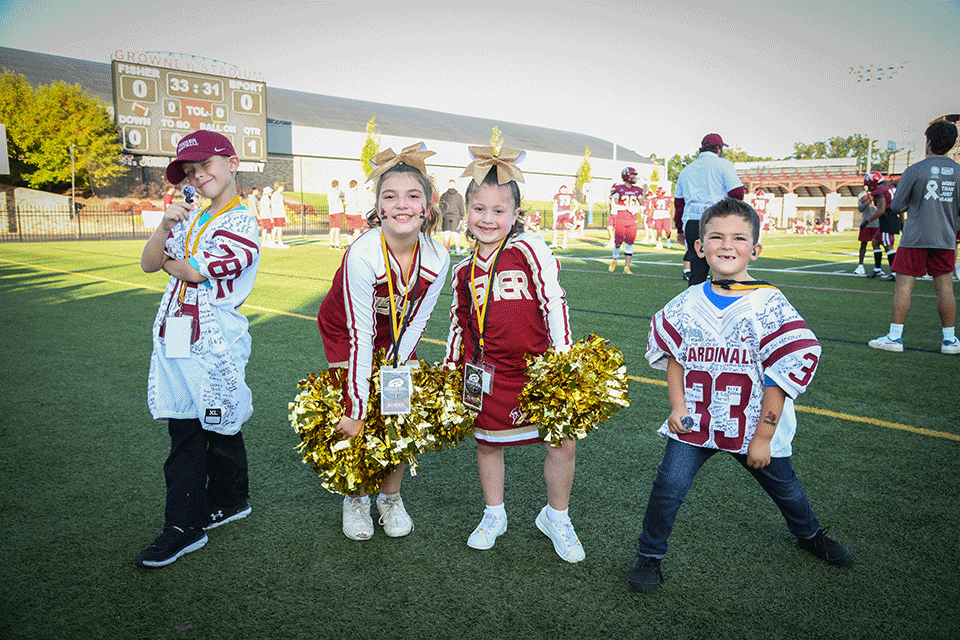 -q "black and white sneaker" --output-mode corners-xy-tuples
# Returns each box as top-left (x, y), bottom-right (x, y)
(204, 504), (252, 530)
(134, 526), (207, 568)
